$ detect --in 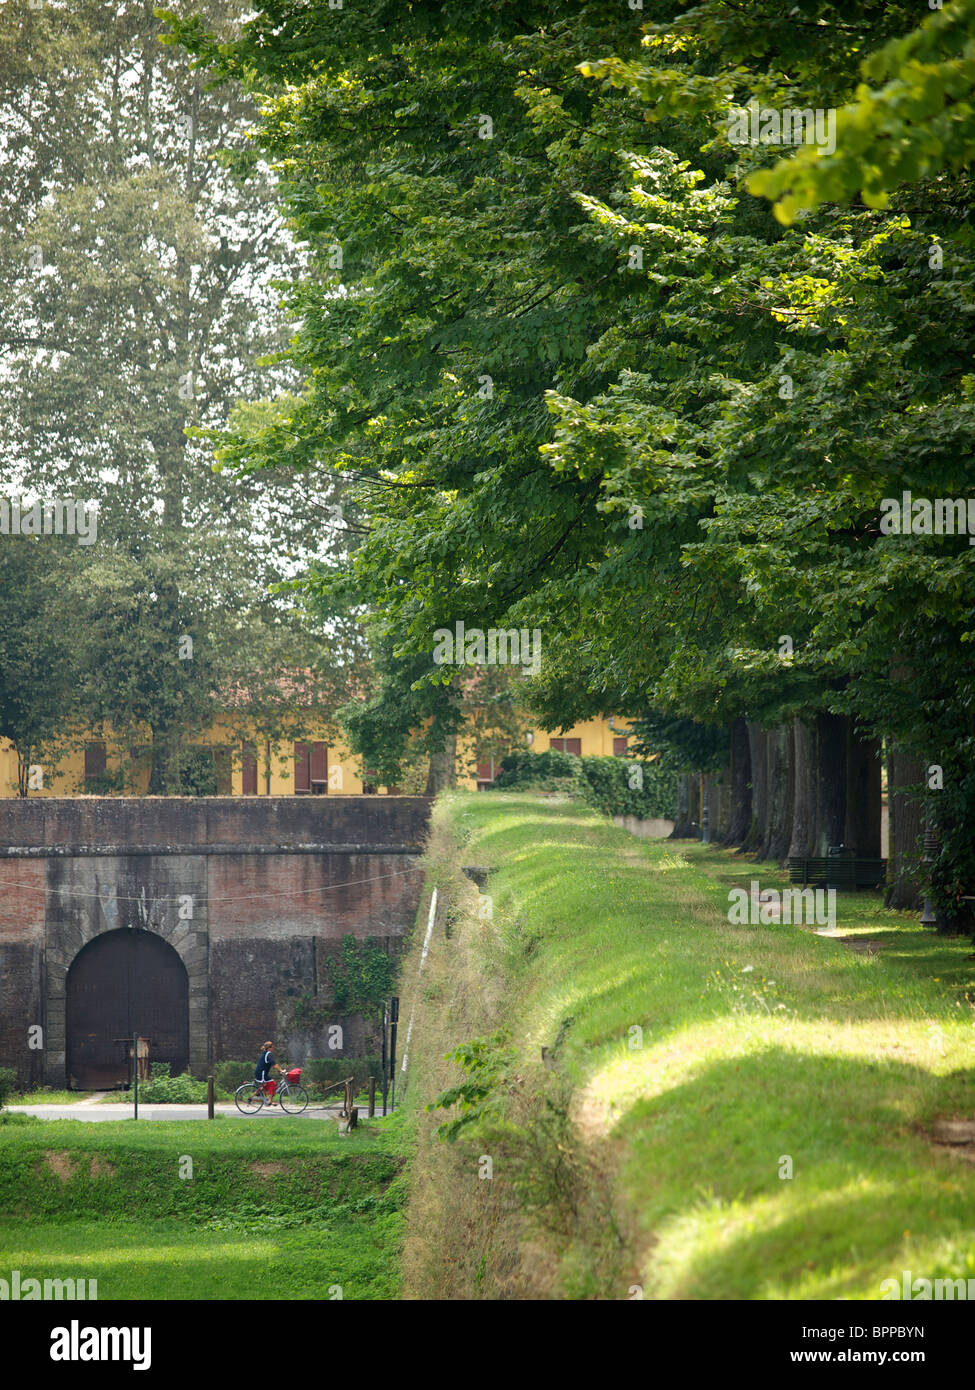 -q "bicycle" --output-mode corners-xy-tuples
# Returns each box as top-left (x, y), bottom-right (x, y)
(234, 1066), (309, 1115)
